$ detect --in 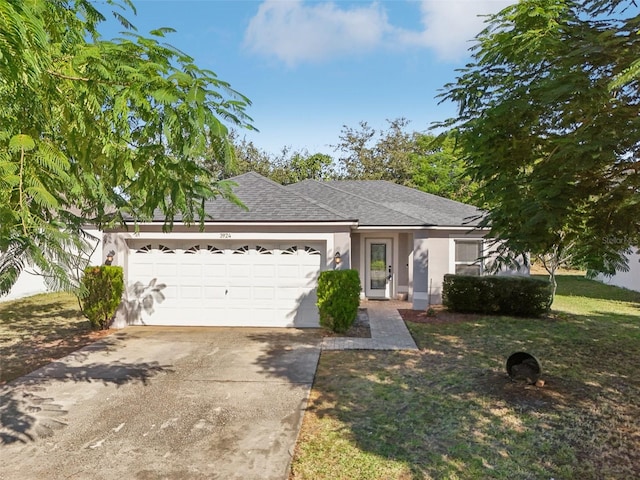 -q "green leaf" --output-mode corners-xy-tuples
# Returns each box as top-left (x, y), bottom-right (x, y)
(9, 134), (36, 153)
